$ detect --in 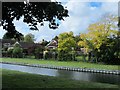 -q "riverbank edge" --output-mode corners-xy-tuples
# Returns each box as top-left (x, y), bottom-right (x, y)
(1, 61), (120, 75)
